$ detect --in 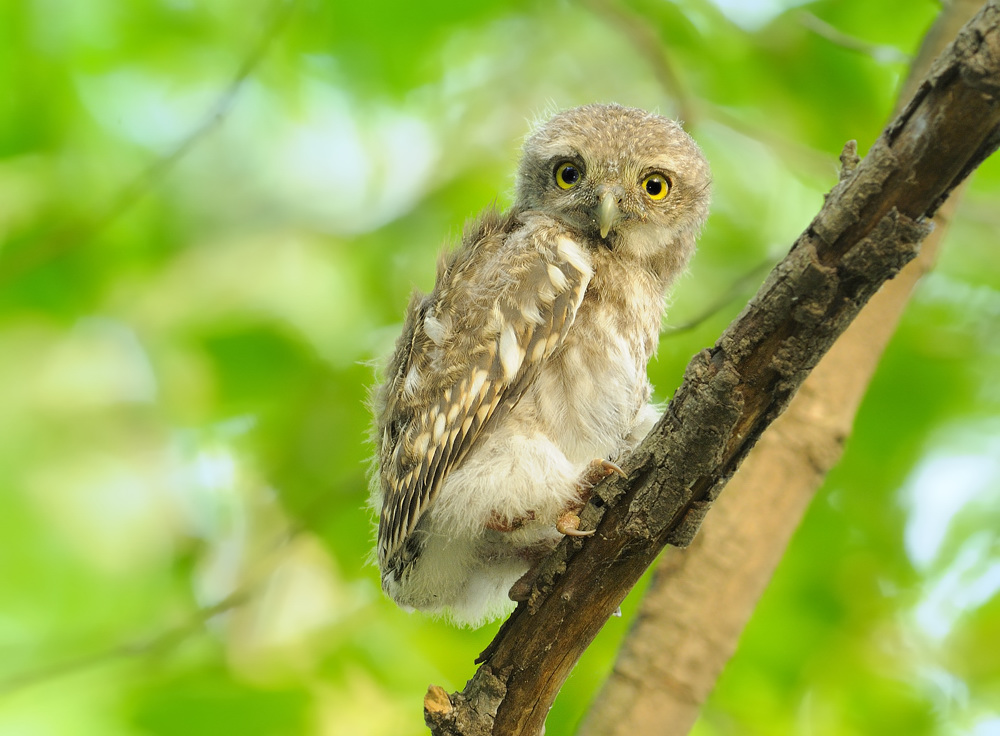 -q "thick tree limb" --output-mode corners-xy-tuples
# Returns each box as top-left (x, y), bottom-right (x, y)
(425, 4), (1000, 734)
(577, 2), (985, 734)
